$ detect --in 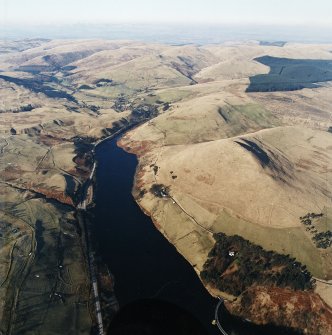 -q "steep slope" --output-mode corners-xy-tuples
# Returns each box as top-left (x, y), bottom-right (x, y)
(121, 126), (332, 276)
